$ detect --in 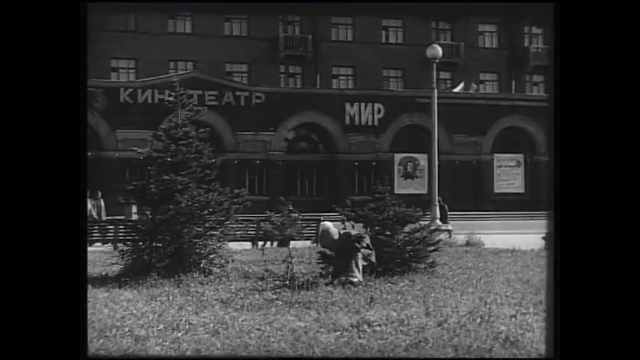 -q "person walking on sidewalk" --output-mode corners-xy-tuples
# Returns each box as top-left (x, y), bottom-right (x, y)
(438, 196), (452, 238)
